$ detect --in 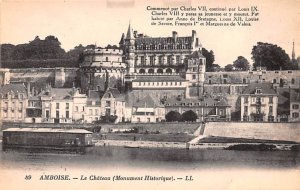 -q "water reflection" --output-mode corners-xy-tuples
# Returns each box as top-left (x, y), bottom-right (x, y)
(0, 146), (299, 171)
